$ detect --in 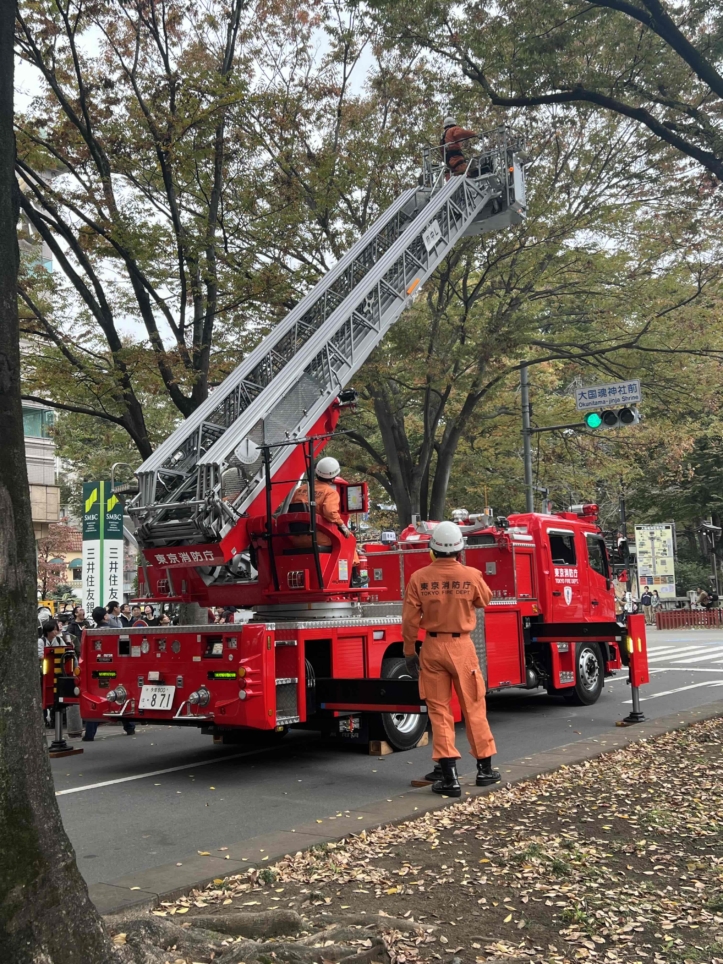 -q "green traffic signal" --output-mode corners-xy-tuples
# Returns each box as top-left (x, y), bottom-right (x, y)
(583, 407), (640, 429)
